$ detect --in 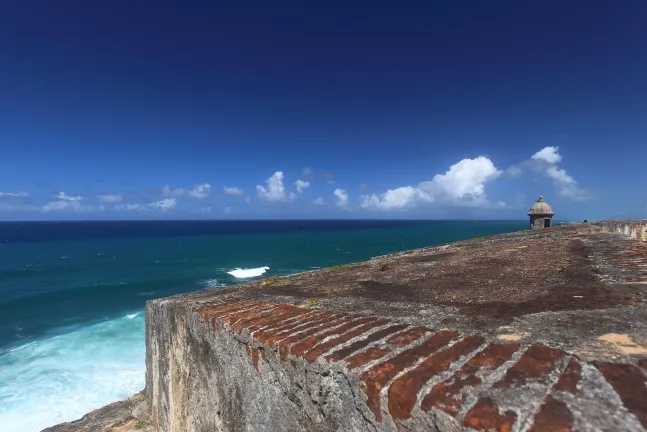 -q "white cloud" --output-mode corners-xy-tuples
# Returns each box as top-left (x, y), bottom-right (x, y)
(531, 146), (562, 164)
(223, 206), (233, 214)
(295, 180), (310, 193)
(188, 184), (211, 198)
(97, 193), (123, 203)
(423, 157), (501, 201)
(361, 156), (501, 211)
(41, 192), (91, 213)
(257, 171), (294, 202)
(149, 198), (176, 210)
(511, 146), (589, 200)
(333, 189), (348, 207)
(162, 183), (211, 198)
(361, 186), (433, 210)
(223, 186), (245, 196)
(312, 197), (325, 205)
(55, 192), (82, 202)
(0, 191), (28, 198)
(115, 198), (176, 212)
